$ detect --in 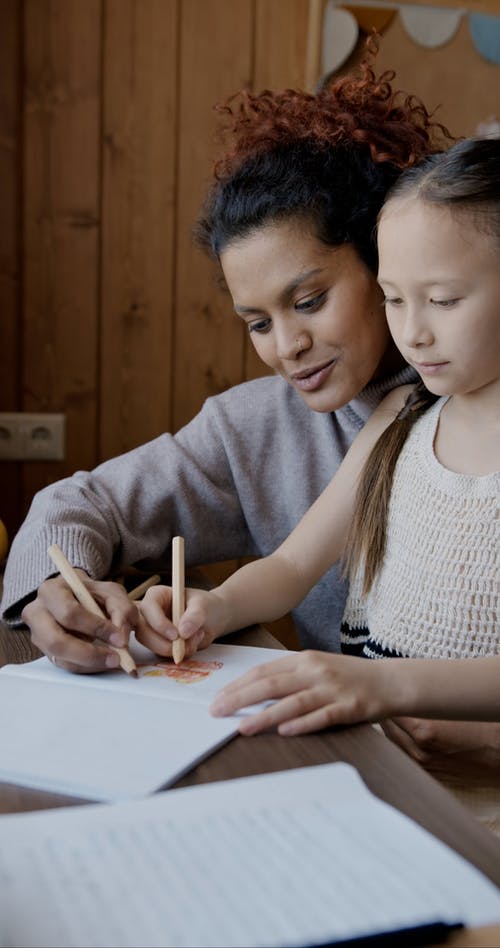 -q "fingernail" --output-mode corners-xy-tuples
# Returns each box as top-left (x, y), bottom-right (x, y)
(109, 632), (125, 647)
(106, 653), (120, 668)
(211, 698), (225, 715)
